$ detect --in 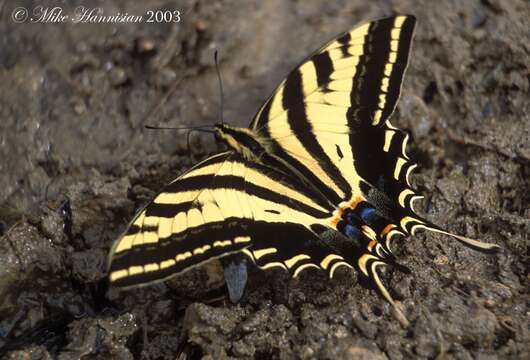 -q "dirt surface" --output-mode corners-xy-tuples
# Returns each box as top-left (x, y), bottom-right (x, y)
(1, 0), (528, 359)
